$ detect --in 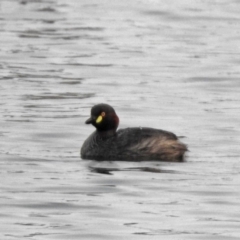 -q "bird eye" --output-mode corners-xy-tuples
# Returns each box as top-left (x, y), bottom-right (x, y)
(95, 112), (105, 124)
